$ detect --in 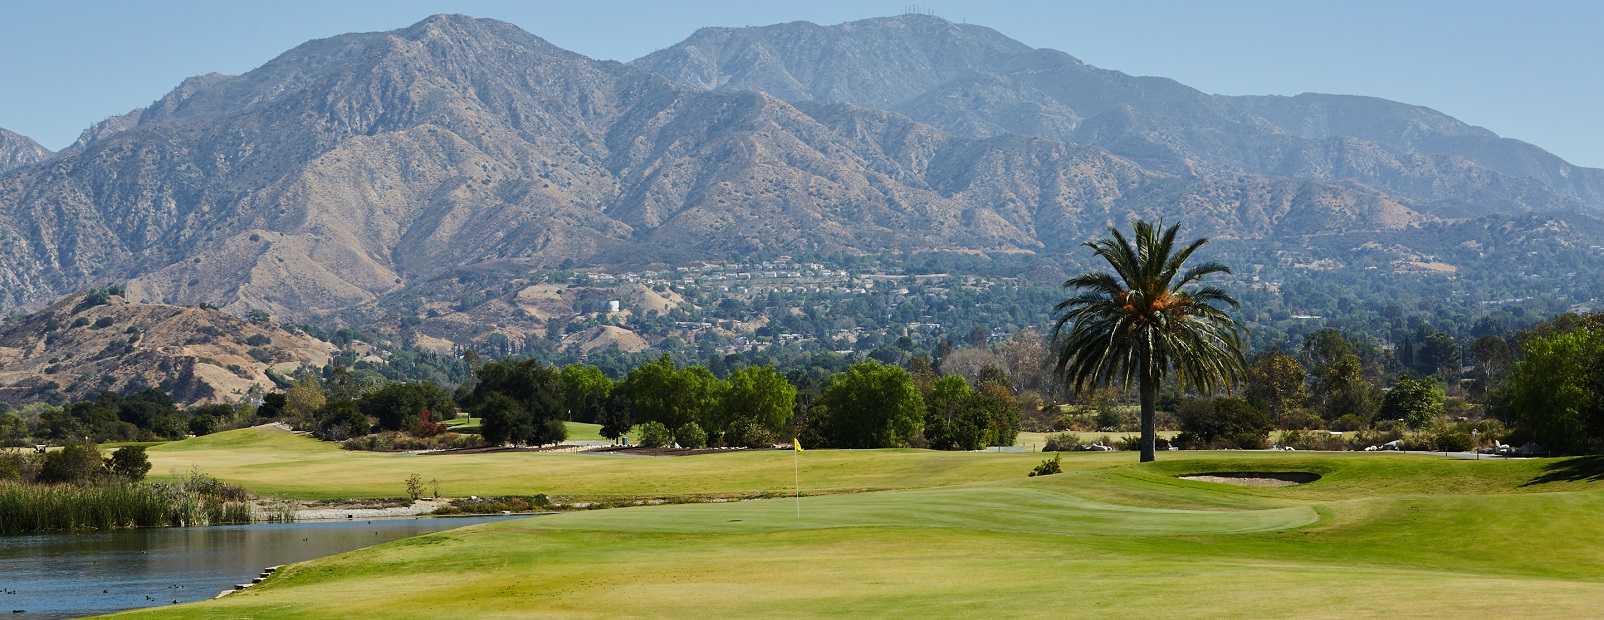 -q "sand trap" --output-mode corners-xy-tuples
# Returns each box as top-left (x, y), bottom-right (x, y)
(1178, 472), (1321, 487)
